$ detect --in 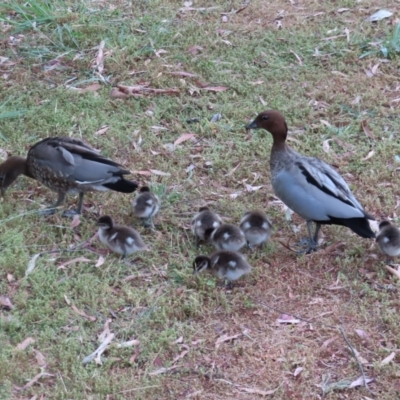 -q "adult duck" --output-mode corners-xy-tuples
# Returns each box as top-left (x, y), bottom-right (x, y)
(0, 136), (138, 215)
(246, 110), (375, 253)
